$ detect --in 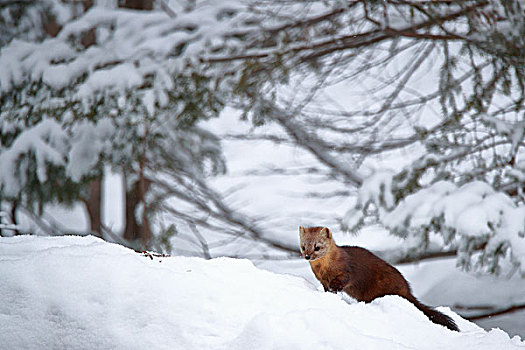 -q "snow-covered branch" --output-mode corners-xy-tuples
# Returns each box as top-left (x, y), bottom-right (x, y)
(345, 177), (525, 275)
